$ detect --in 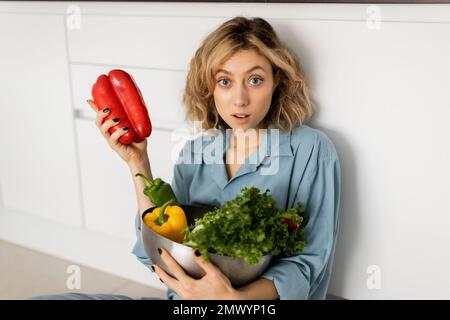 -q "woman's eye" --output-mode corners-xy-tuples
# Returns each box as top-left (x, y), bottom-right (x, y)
(250, 77), (263, 85)
(218, 79), (230, 86)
